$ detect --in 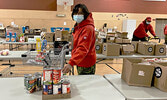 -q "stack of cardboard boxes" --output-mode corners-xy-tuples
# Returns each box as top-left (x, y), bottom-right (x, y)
(122, 58), (167, 92)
